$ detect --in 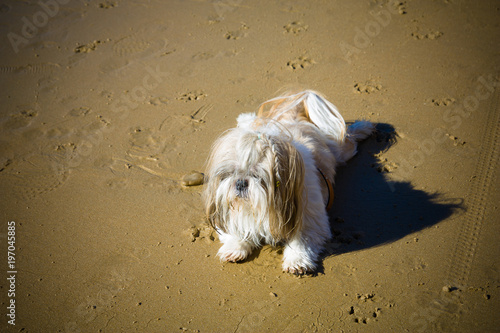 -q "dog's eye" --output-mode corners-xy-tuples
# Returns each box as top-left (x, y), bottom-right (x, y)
(215, 172), (230, 182)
